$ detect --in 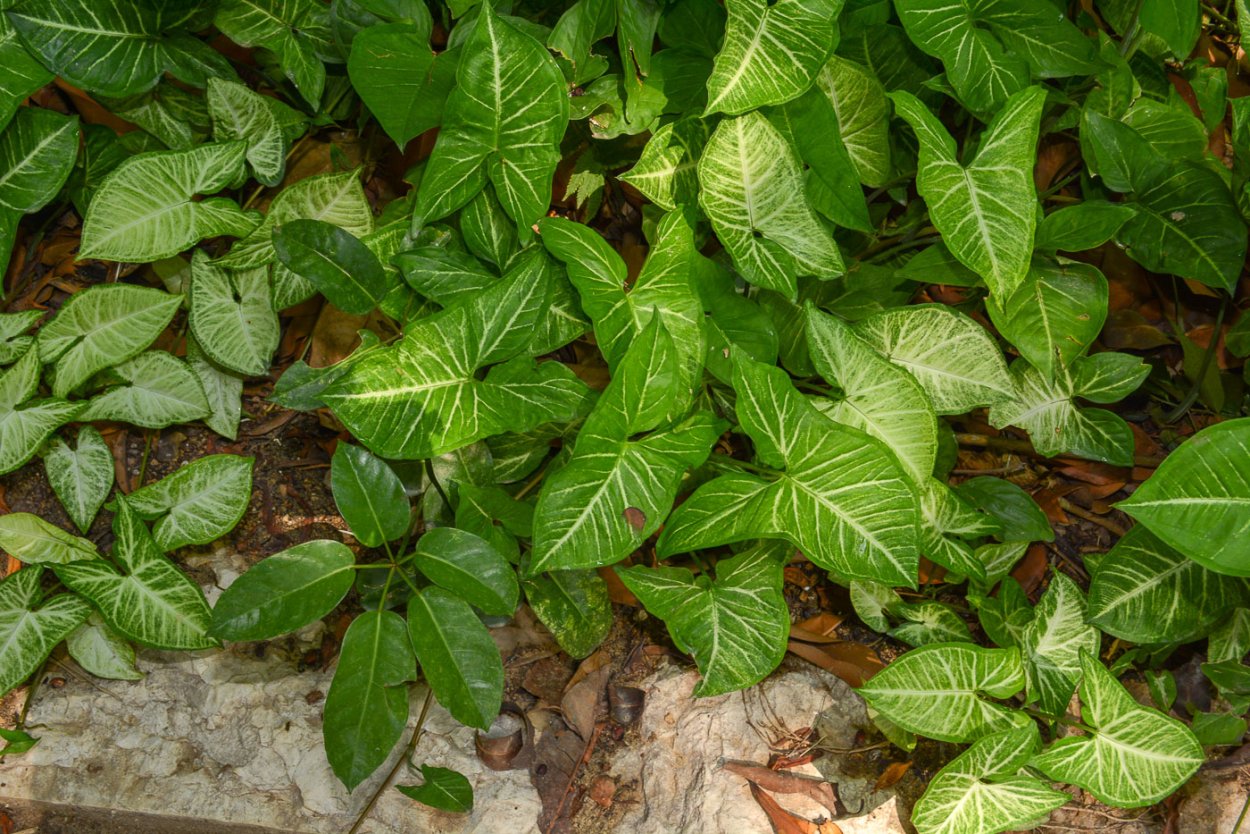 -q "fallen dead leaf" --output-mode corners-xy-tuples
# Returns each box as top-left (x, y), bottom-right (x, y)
(785, 641), (883, 687)
(748, 783), (843, 834)
(722, 759), (843, 817)
(873, 761), (912, 792)
(790, 613), (845, 644)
